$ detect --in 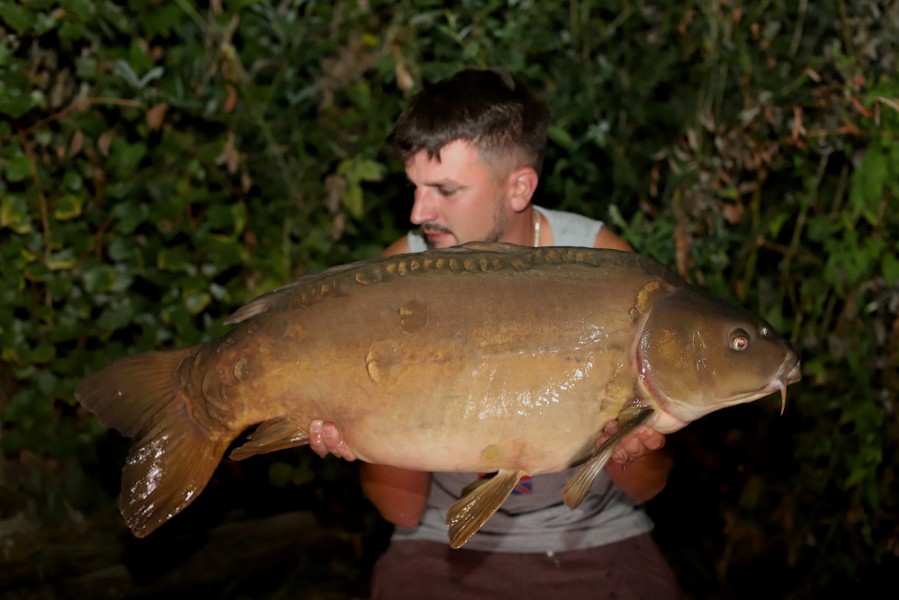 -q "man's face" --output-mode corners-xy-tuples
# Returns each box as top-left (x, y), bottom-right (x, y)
(405, 140), (512, 248)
